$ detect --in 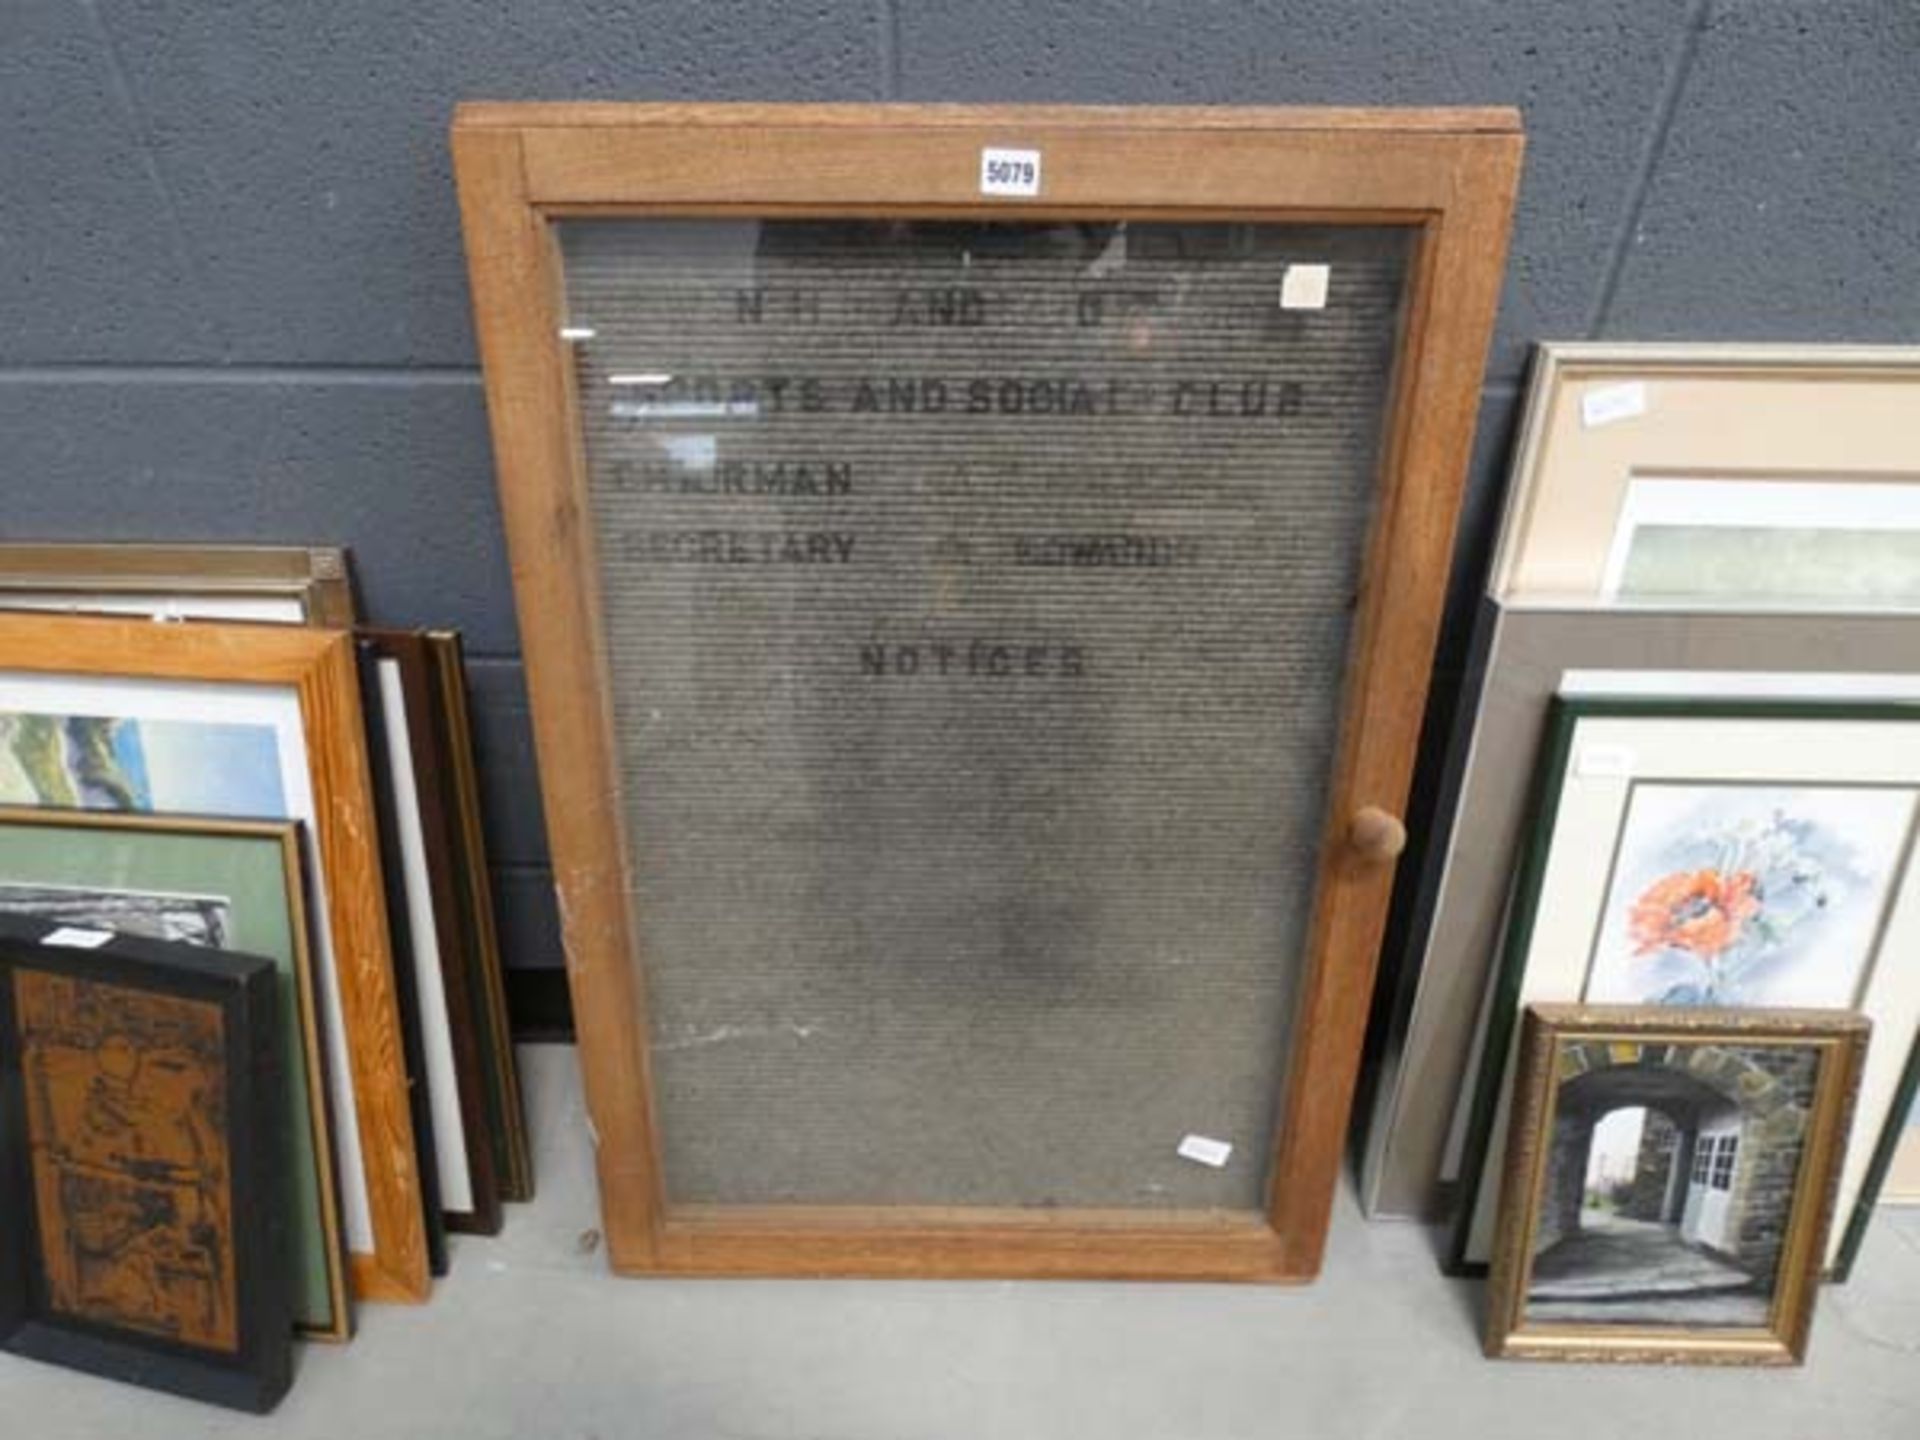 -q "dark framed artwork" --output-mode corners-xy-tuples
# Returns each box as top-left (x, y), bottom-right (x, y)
(1450, 698), (1920, 1278)
(0, 807), (350, 1340)
(454, 102), (1521, 1281)
(1486, 1005), (1866, 1366)
(358, 629), (502, 1236)
(426, 629), (532, 1202)
(0, 917), (293, 1411)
